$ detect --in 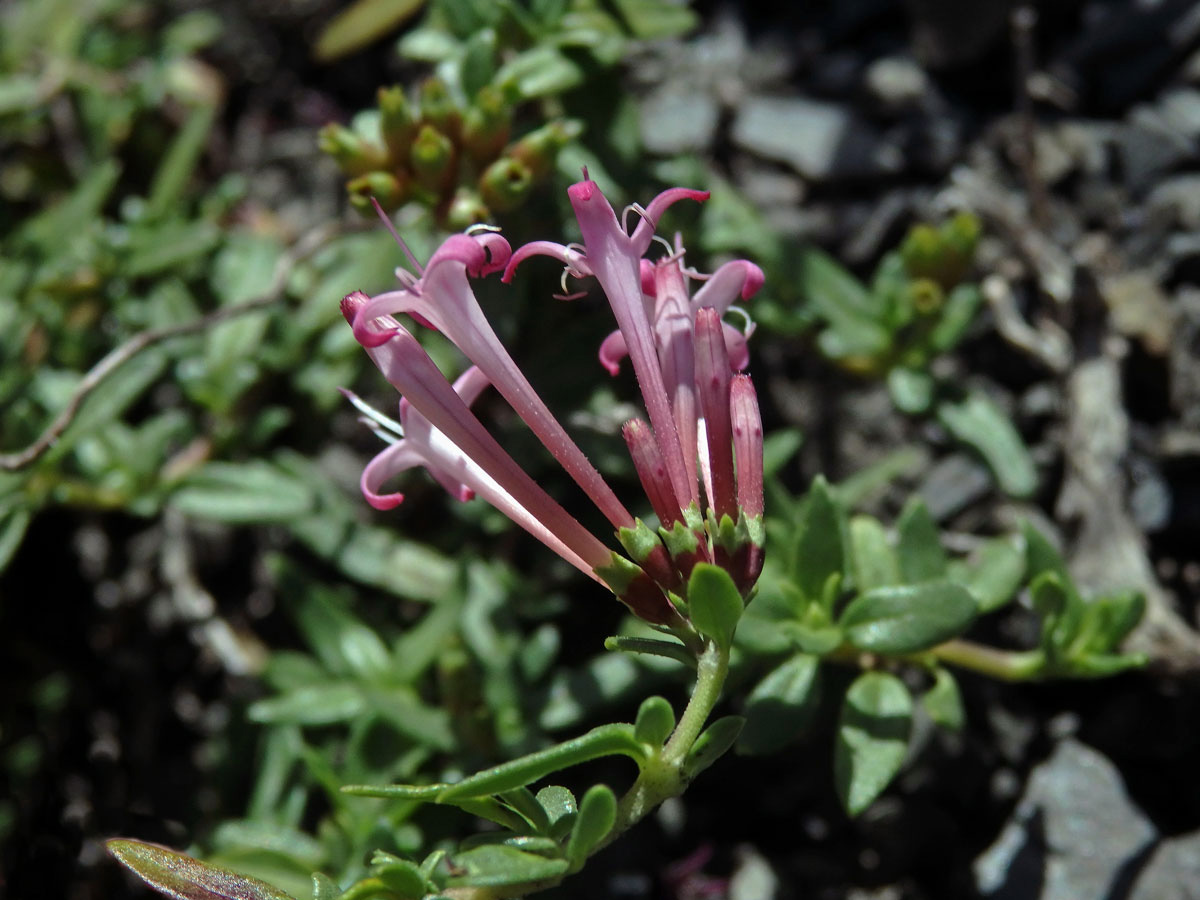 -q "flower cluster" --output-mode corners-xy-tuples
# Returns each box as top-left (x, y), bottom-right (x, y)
(342, 178), (764, 634)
